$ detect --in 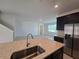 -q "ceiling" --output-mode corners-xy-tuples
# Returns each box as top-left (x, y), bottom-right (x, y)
(0, 0), (79, 22)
